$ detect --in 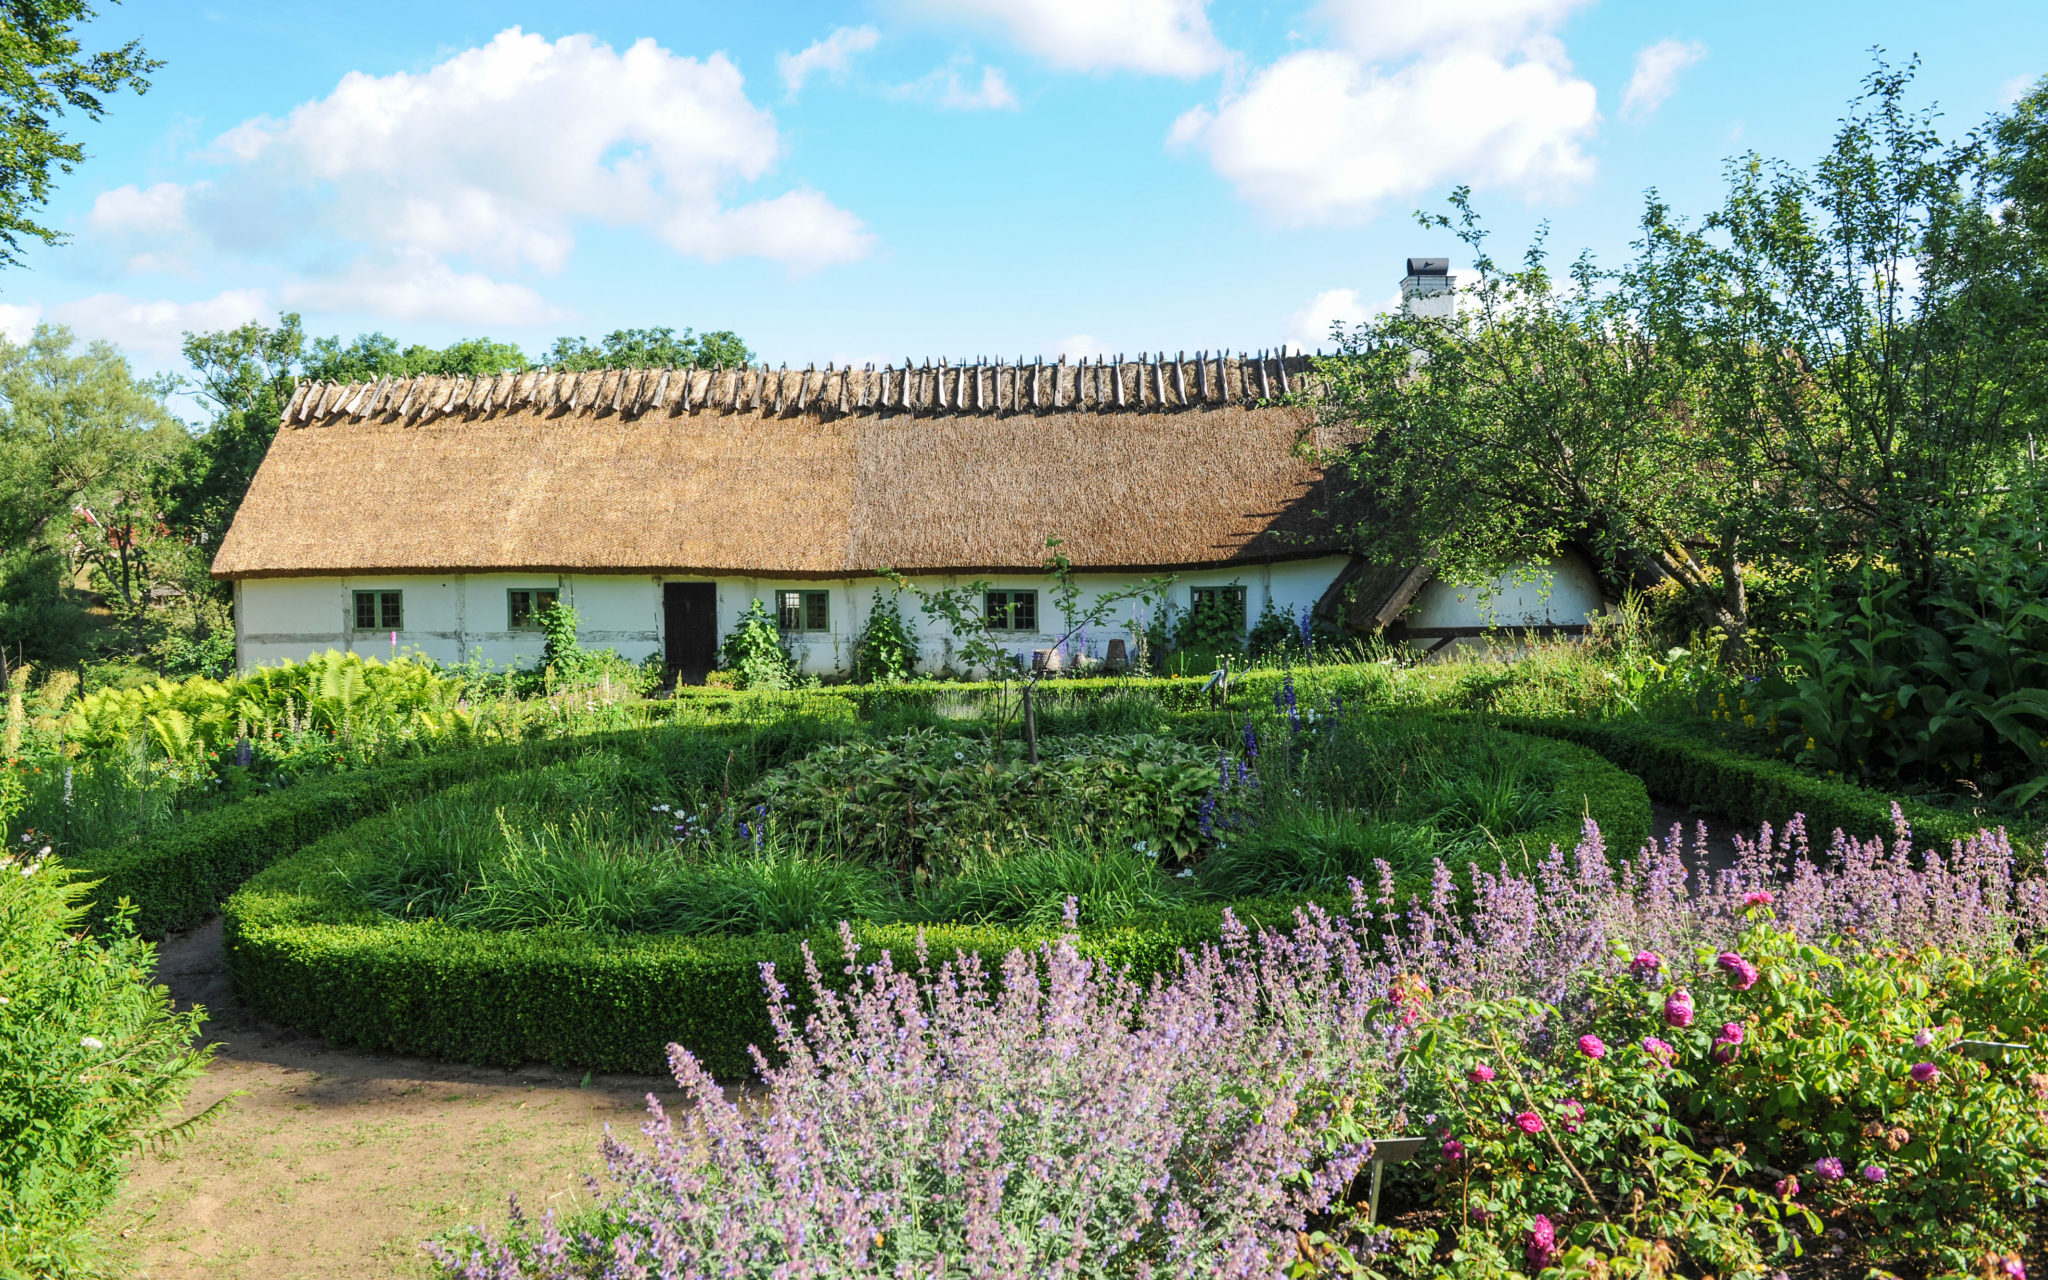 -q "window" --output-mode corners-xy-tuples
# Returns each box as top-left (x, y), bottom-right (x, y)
(1189, 585), (1248, 631)
(508, 588), (560, 630)
(353, 590), (403, 631)
(776, 589), (831, 632)
(985, 589), (1038, 633)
